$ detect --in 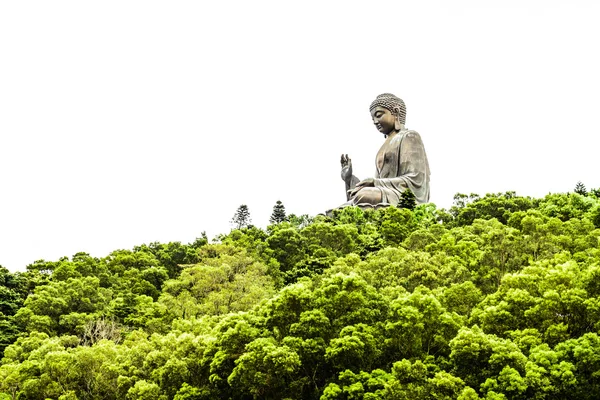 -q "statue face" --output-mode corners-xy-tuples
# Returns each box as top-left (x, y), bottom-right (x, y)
(371, 106), (396, 135)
